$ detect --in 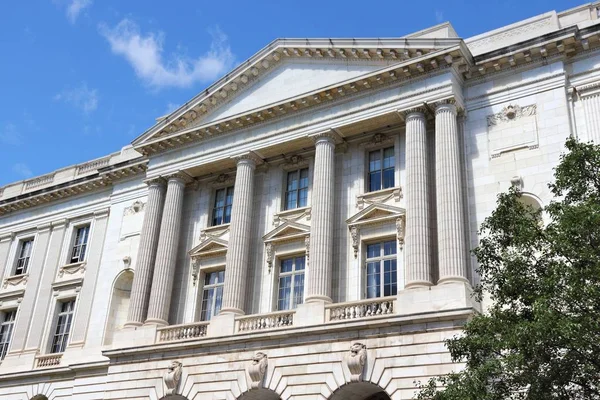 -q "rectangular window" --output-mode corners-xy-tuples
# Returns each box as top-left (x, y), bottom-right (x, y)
(365, 240), (397, 299)
(284, 168), (309, 210)
(70, 225), (90, 264)
(368, 147), (395, 192)
(277, 256), (305, 310)
(212, 187), (234, 226)
(15, 239), (33, 275)
(51, 300), (75, 354)
(200, 270), (225, 321)
(0, 310), (16, 360)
